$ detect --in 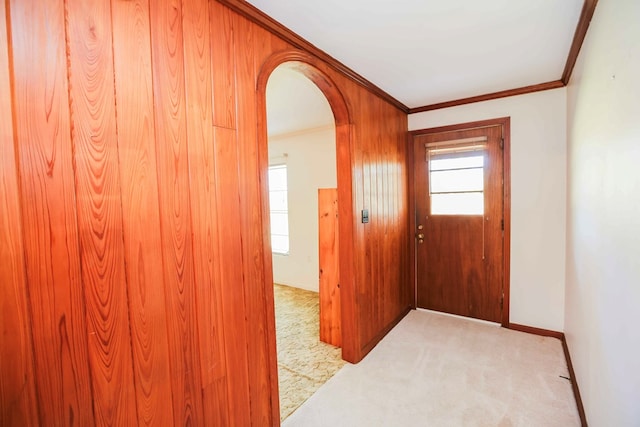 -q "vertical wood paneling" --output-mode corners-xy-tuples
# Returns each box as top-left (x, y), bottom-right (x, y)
(233, 14), (272, 425)
(212, 126), (252, 426)
(64, 0), (138, 424)
(253, 26), (281, 425)
(148, 0), (204, 424)
(110, 0), (174, 424)
(209, 4), (253, 424)
(3, 0), (410, 422)
(181, 0), (229, 424)
(360, 97), (375, 344)
(8, 0), (95, 424)
(0, 1), (39, 424)
(319, 188), (341, 347)
(210, 1), (236, 129)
